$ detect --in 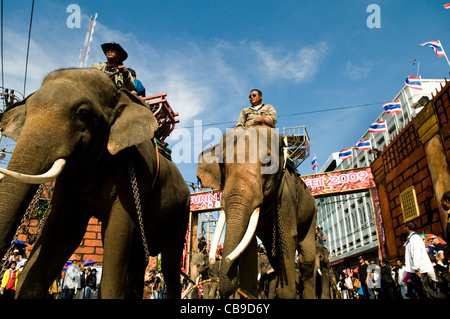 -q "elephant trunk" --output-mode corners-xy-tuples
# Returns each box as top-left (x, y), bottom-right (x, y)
(0, 157), (40, 258)
(0, 119), (68, 259)
(218, 185), (261, 298)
